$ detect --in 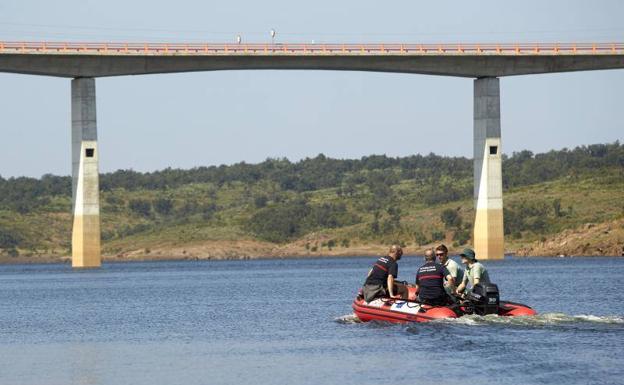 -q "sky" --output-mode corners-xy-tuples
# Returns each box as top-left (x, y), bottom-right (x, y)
(0, 0), (623, 178)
